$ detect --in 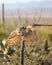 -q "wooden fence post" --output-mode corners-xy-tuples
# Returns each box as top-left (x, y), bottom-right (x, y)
(20, 39), (25, 65)
(44, 39), (48, 54)
(2, 2), (5, 27)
